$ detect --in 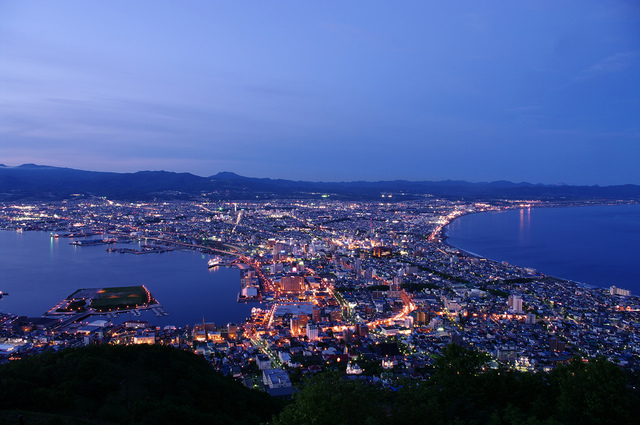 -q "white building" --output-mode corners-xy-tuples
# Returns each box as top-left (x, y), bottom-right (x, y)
(379, 325), (400, 336)
(346, 362), (363, 375)
(256, 353), (272, 370)
(508, 295), (523, 313)
(132, 334), (155, 345)
(610, 286), (631, 296)
(262, 368), (293, 397)
(306, 323), (319, 341)
(278, 351), (292, 365)
(262, 369), (291, 389)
